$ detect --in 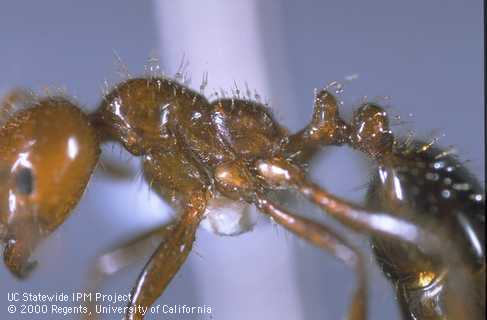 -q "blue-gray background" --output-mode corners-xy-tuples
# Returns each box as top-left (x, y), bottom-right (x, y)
(0, 1), (483, 319)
